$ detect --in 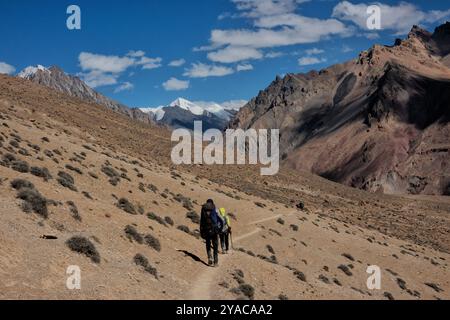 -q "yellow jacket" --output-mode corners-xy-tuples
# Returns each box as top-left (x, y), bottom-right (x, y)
(219, 208), (231, 227)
